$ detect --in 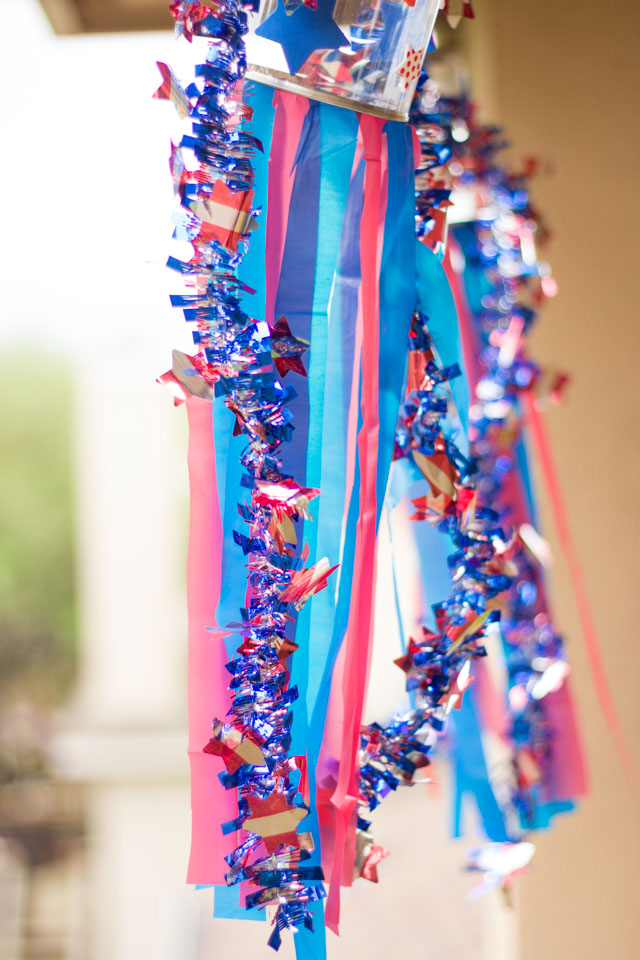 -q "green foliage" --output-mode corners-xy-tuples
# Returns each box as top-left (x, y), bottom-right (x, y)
(0, 351), (76, 705)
